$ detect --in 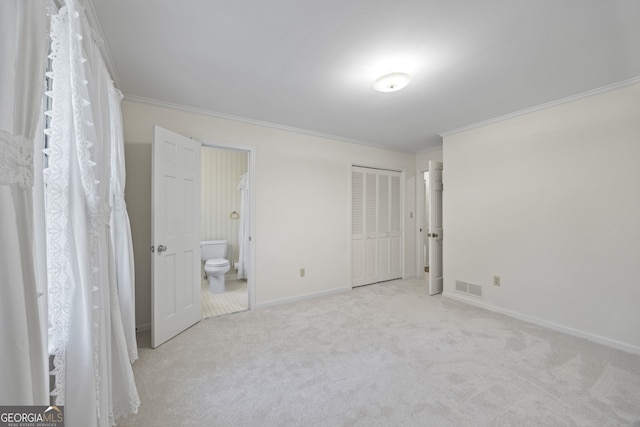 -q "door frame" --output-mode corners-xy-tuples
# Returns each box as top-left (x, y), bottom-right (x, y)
(199, 139), (256, 309)
(349, 162), (406, 288)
